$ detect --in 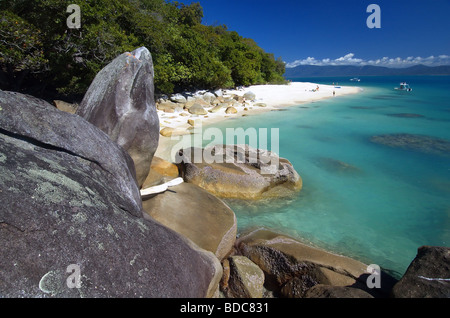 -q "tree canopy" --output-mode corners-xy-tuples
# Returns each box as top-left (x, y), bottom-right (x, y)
(0, 0), (286, 99)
